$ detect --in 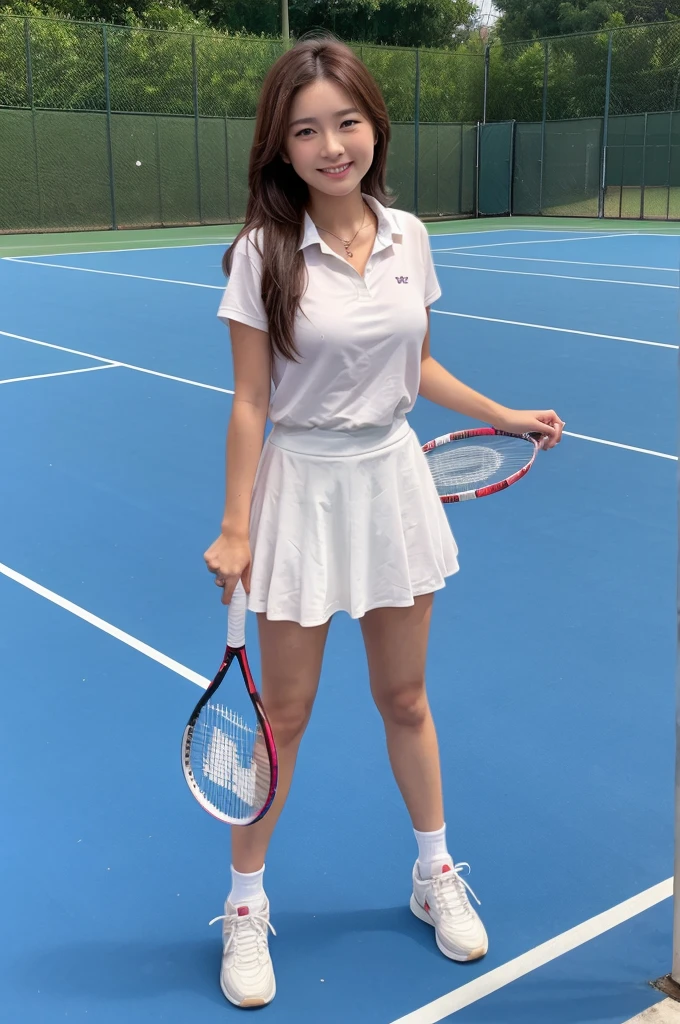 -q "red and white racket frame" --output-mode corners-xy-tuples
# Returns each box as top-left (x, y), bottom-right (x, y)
(422, 427), (541, 503)
(181, 582), (279, 826)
